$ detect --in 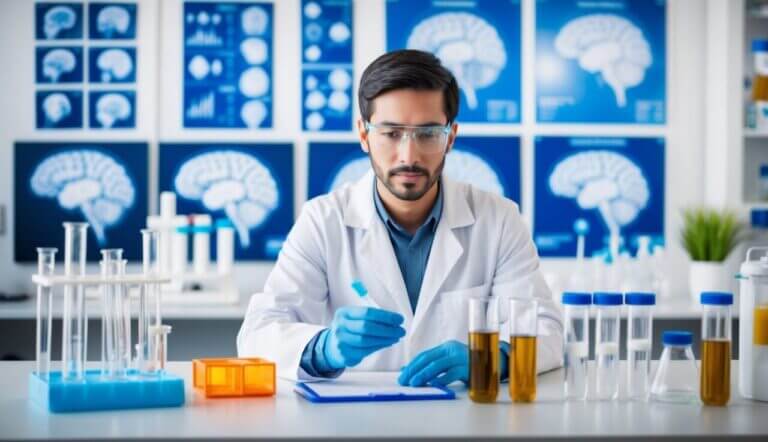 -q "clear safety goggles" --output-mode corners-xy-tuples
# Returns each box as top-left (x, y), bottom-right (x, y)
(364, 121), (451, 154)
